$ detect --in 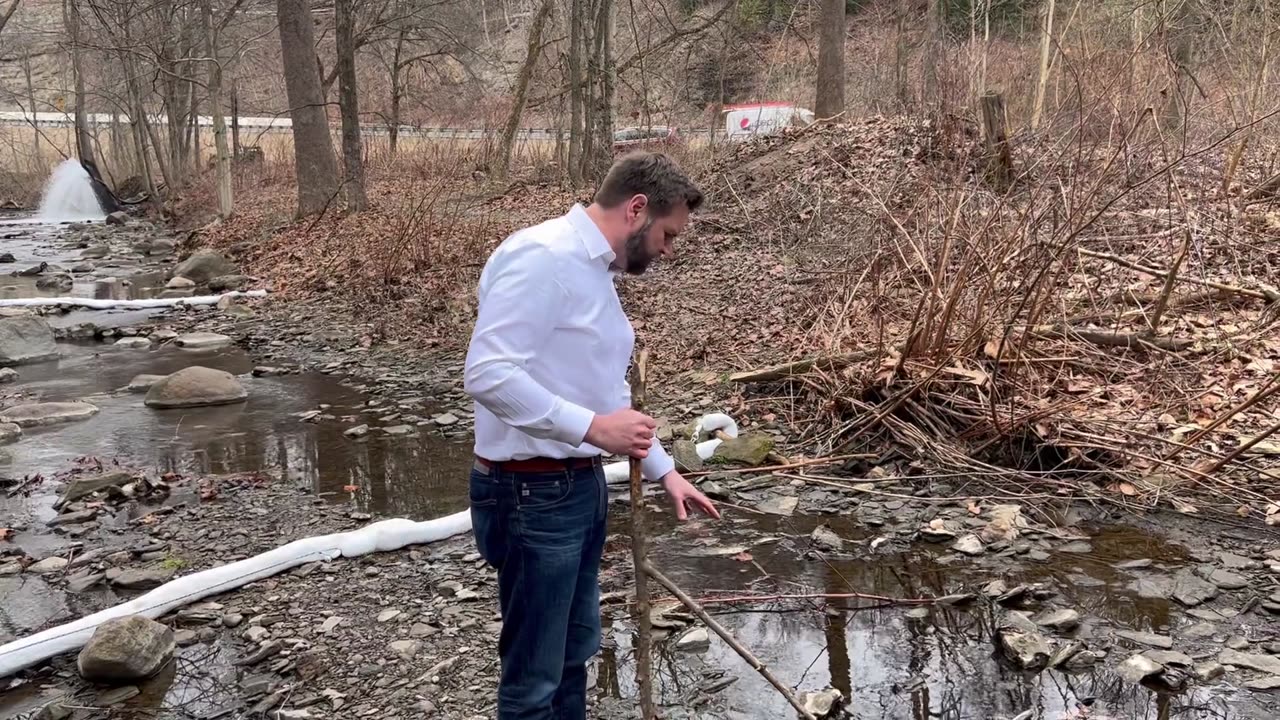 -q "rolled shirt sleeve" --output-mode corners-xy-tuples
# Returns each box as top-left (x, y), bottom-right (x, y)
(463, 244), (596, 447)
